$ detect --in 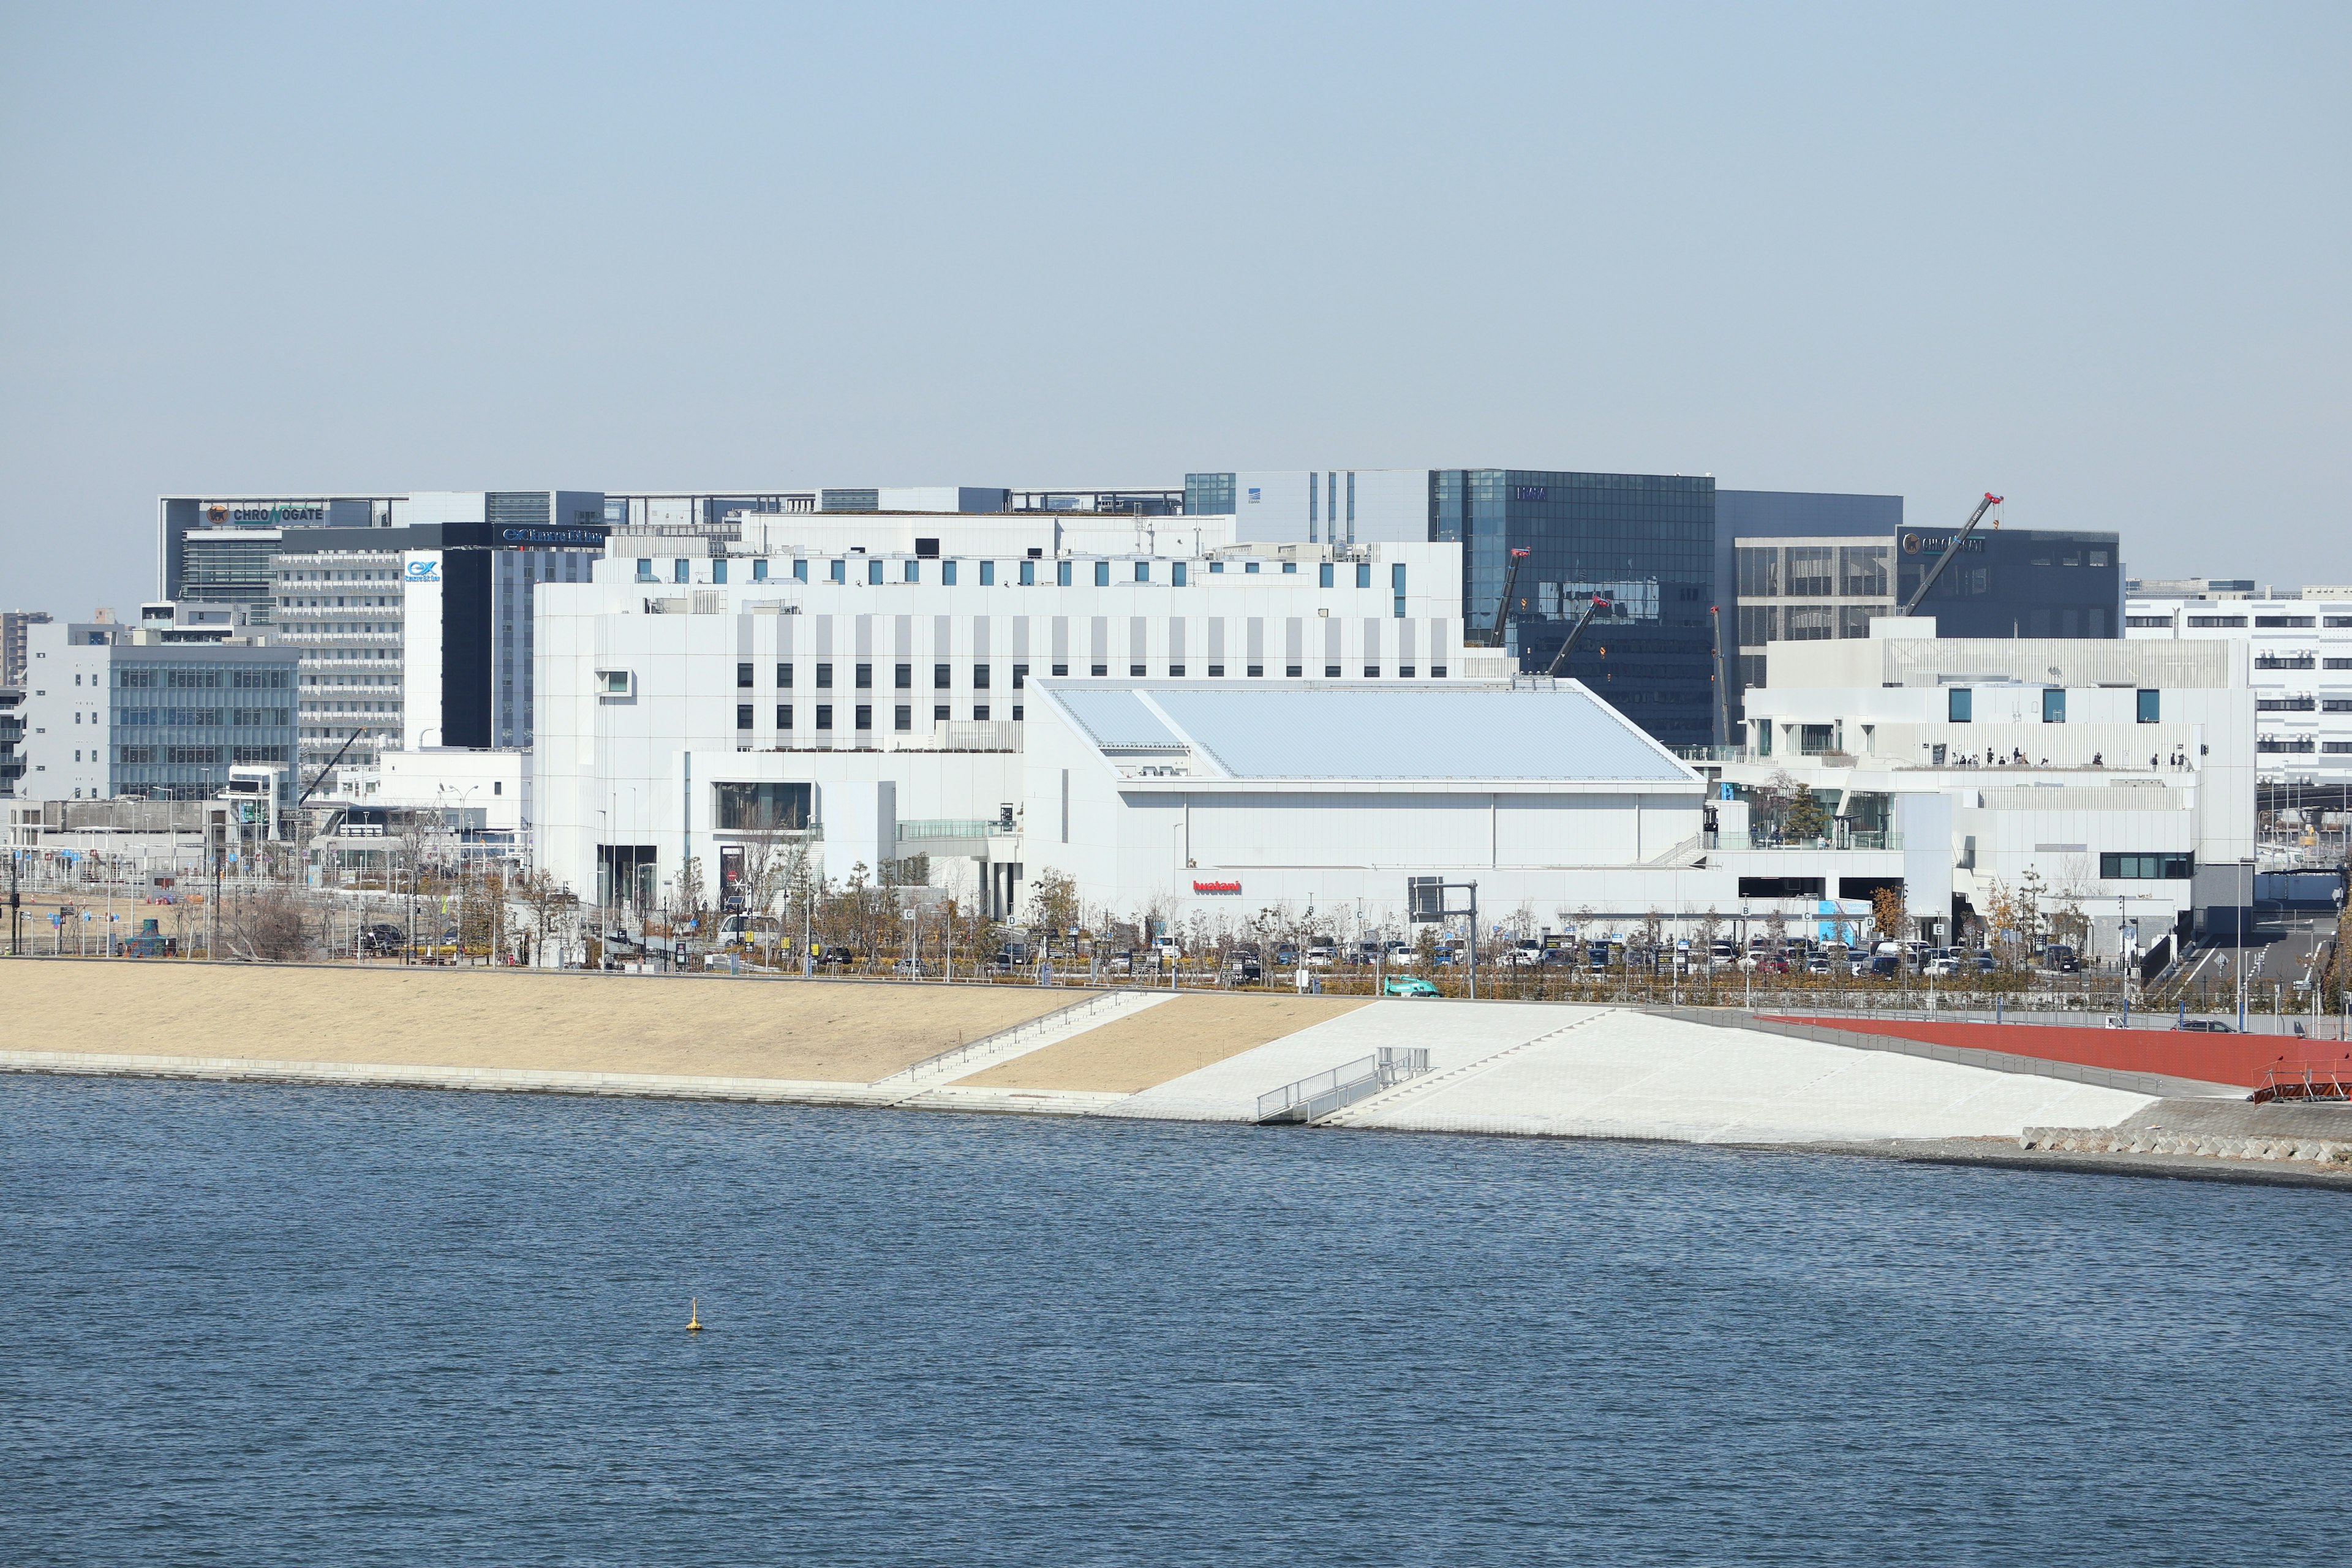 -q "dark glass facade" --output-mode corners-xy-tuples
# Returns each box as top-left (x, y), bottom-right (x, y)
(1894, 528), (2120, 638)
(1431, 470), (1718, 747)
